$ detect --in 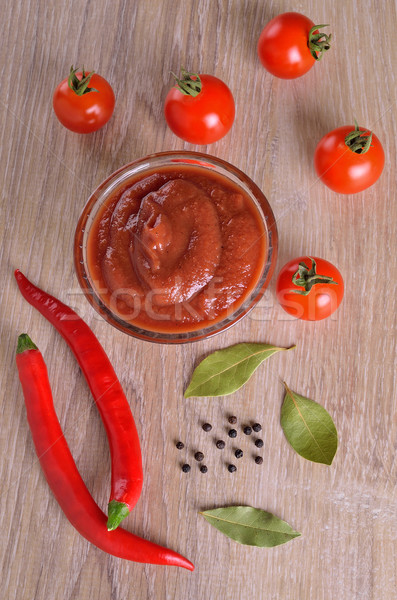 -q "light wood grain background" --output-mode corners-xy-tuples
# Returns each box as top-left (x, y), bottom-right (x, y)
(1, 1), (396, 599)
